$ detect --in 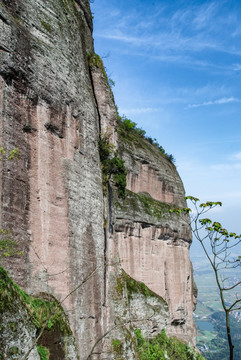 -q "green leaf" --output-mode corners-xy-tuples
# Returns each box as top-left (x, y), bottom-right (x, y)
(213, 222), (222, 228)
(206, 201), (215, 207)
(183, 207), (192, 213)
(199, 218), (212, 225)
(185, 195), (199, 201)
(206, 226), (214, 231)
